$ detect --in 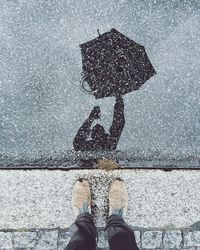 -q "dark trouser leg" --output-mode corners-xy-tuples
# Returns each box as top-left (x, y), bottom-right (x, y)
(65, 213), (96, 250)
(105, 215), (139, 250)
